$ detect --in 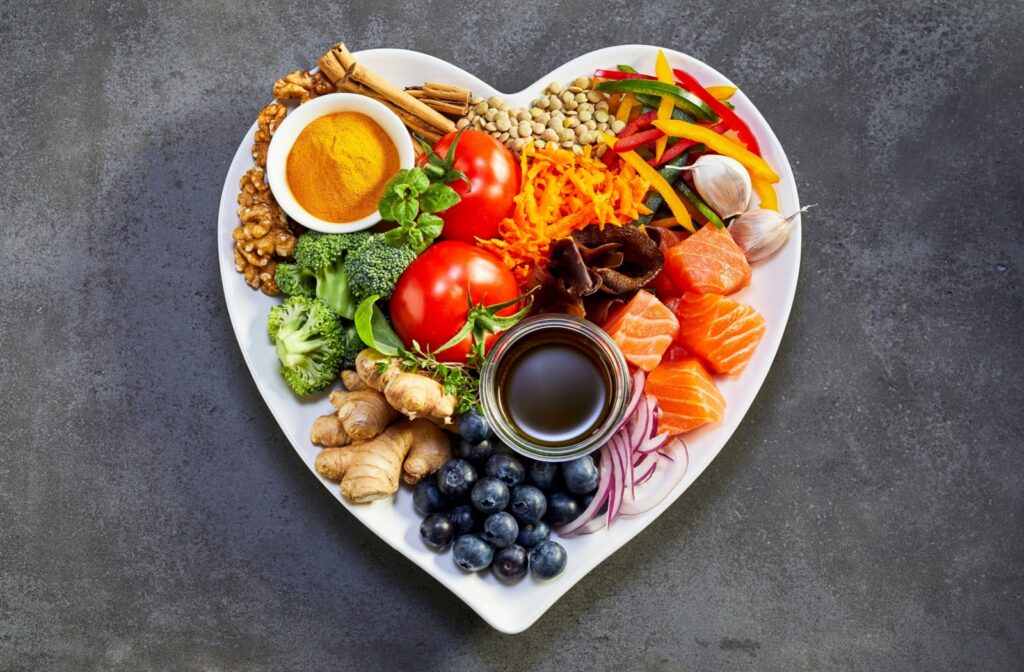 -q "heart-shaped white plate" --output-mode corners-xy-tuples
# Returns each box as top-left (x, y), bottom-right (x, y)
(218, 45), (801, 633)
